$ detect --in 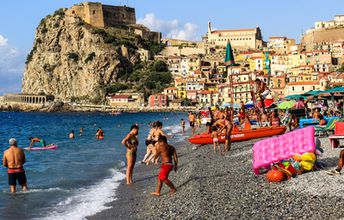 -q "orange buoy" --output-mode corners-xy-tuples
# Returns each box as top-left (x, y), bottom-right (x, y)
(266, 170), (285, 183)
